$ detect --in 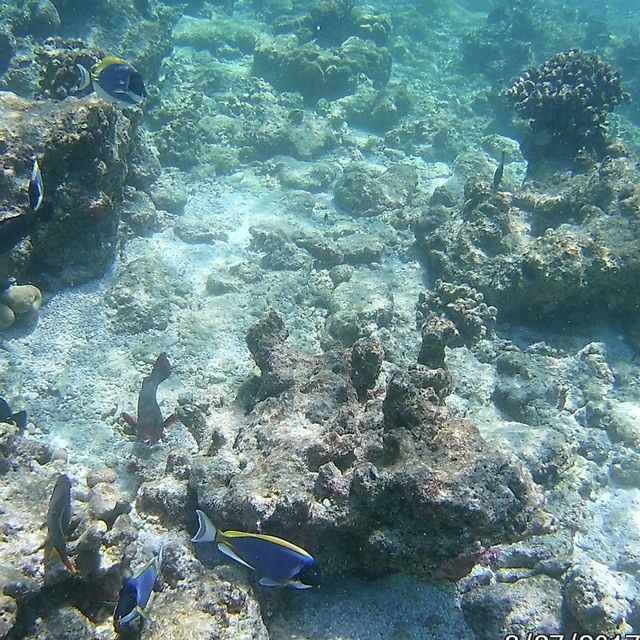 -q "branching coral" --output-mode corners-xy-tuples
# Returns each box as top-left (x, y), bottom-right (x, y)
(503, 49), (630, 162)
